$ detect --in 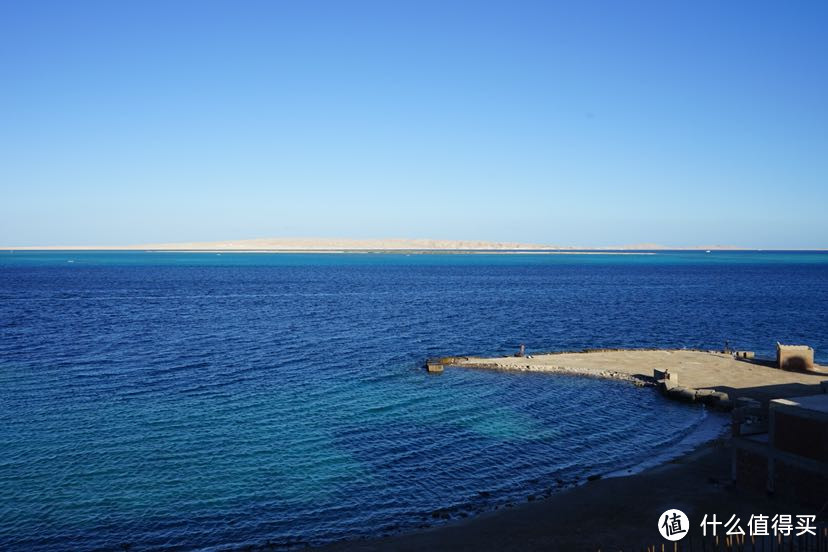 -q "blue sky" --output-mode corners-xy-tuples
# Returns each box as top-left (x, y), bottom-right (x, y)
(1, 0), (826, 247)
